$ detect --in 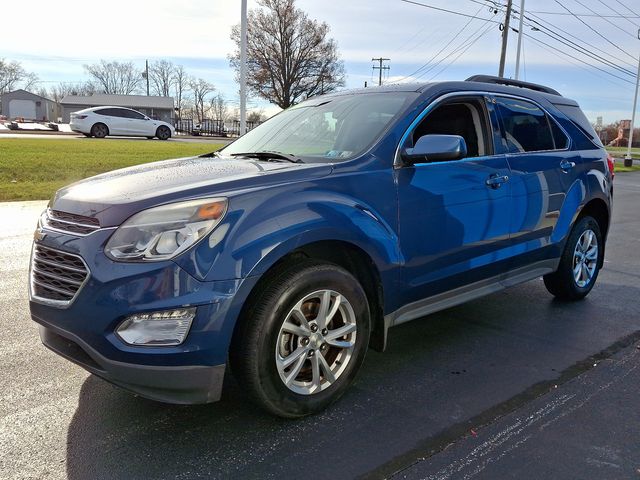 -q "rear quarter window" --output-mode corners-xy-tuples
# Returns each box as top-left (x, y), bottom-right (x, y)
(553, 104), (603, 148)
